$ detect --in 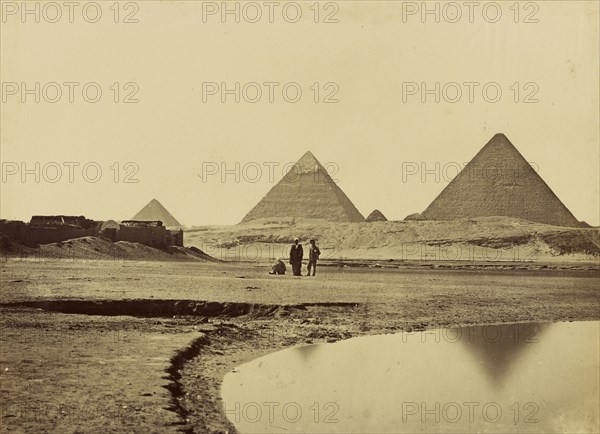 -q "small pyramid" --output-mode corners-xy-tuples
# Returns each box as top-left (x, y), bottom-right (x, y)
(366, 209), (387, 222)
(131, 199), (182, 228)
(421, 134), (581, 227)
(241, 151), (364, 223)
